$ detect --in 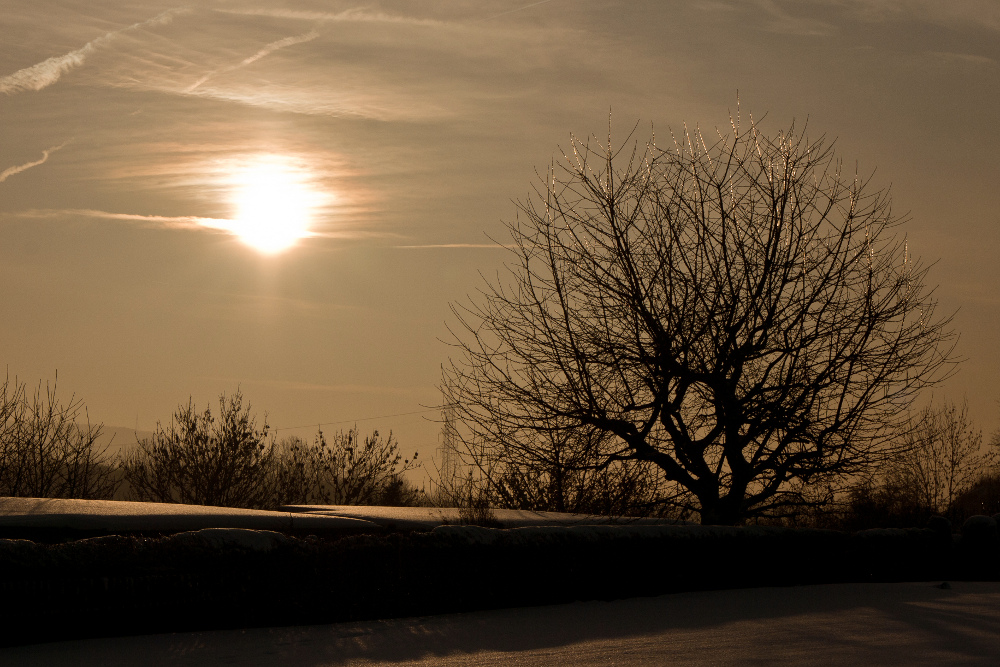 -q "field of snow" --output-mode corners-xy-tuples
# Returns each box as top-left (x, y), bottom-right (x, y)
(2, 581), (998, 666)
